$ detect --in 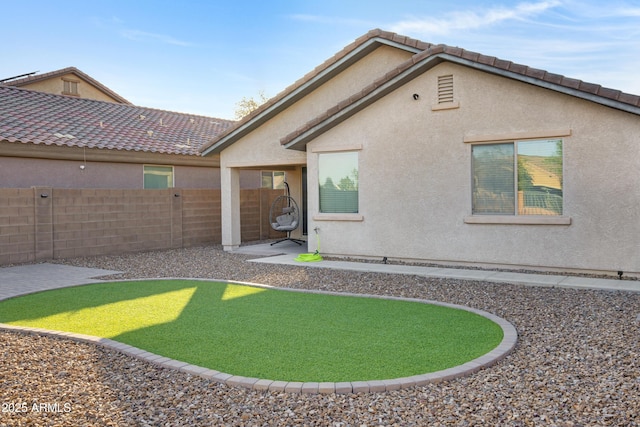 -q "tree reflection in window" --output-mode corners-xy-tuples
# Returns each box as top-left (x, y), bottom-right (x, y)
(319, 152), (358, 213)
